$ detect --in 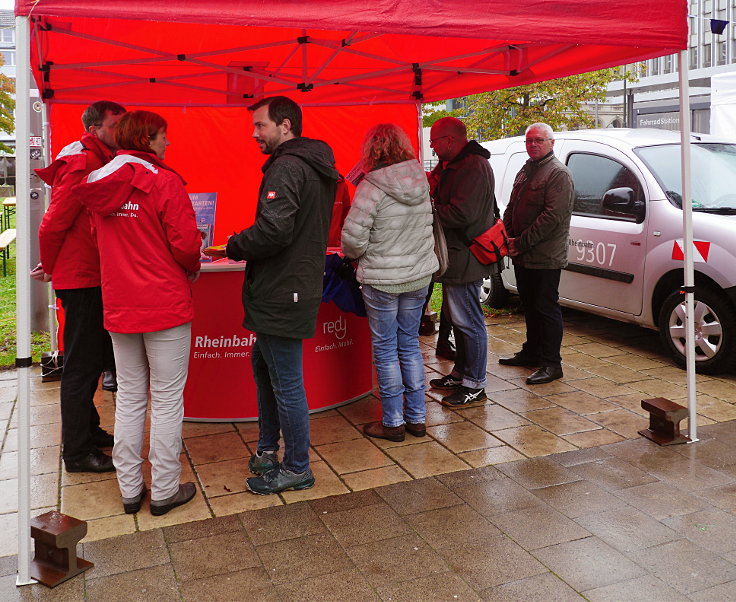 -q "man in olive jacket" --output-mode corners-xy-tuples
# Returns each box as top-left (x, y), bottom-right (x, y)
(500, 122), (574, 385)
(428, 117), (497, 407)
(226, 96), (338, 494)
